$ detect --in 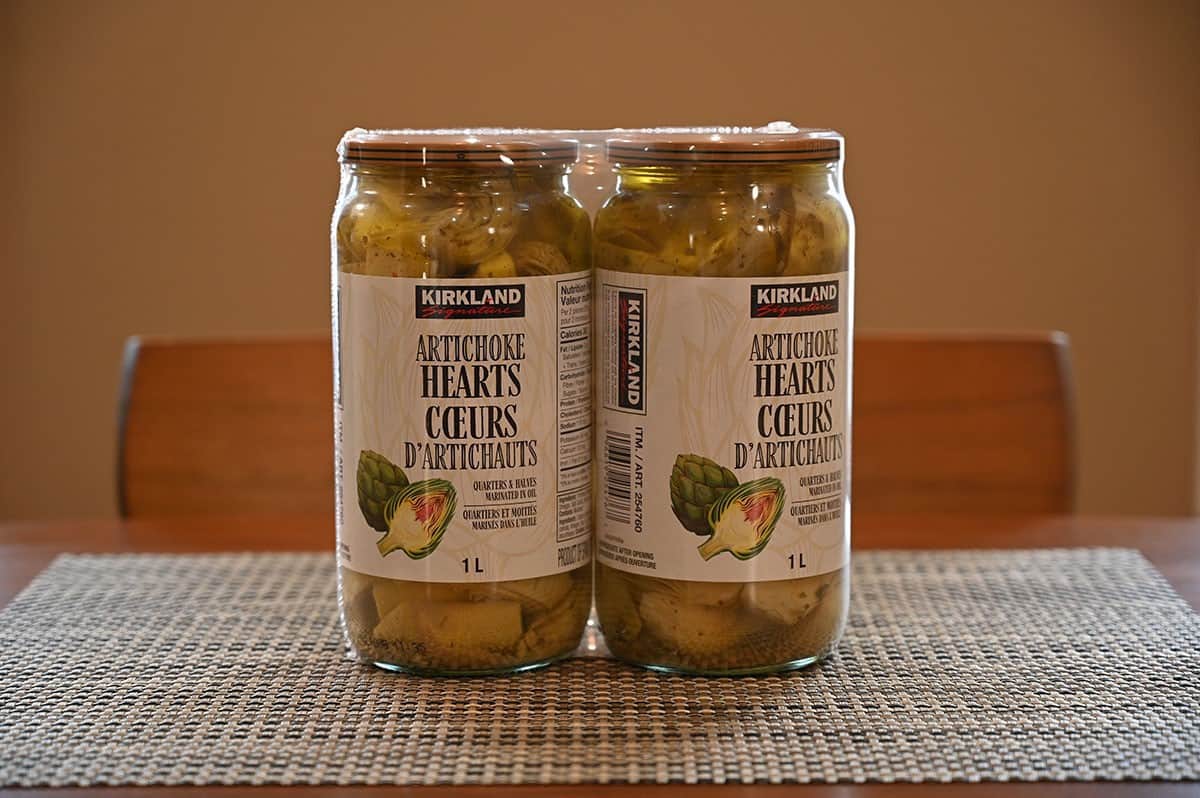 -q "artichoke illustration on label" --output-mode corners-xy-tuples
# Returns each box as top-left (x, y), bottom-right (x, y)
(669, 454), (740, 535)
(699, 478), (785, 561)
(670, 453), (785, 562)
(357, 450), (409, 532)
(356, 450), (456, 560)
(378, 479), (457, 559)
